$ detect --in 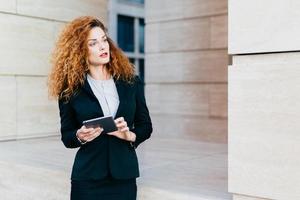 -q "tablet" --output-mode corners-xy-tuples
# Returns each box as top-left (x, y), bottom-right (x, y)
(82, 116), (118, 133)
